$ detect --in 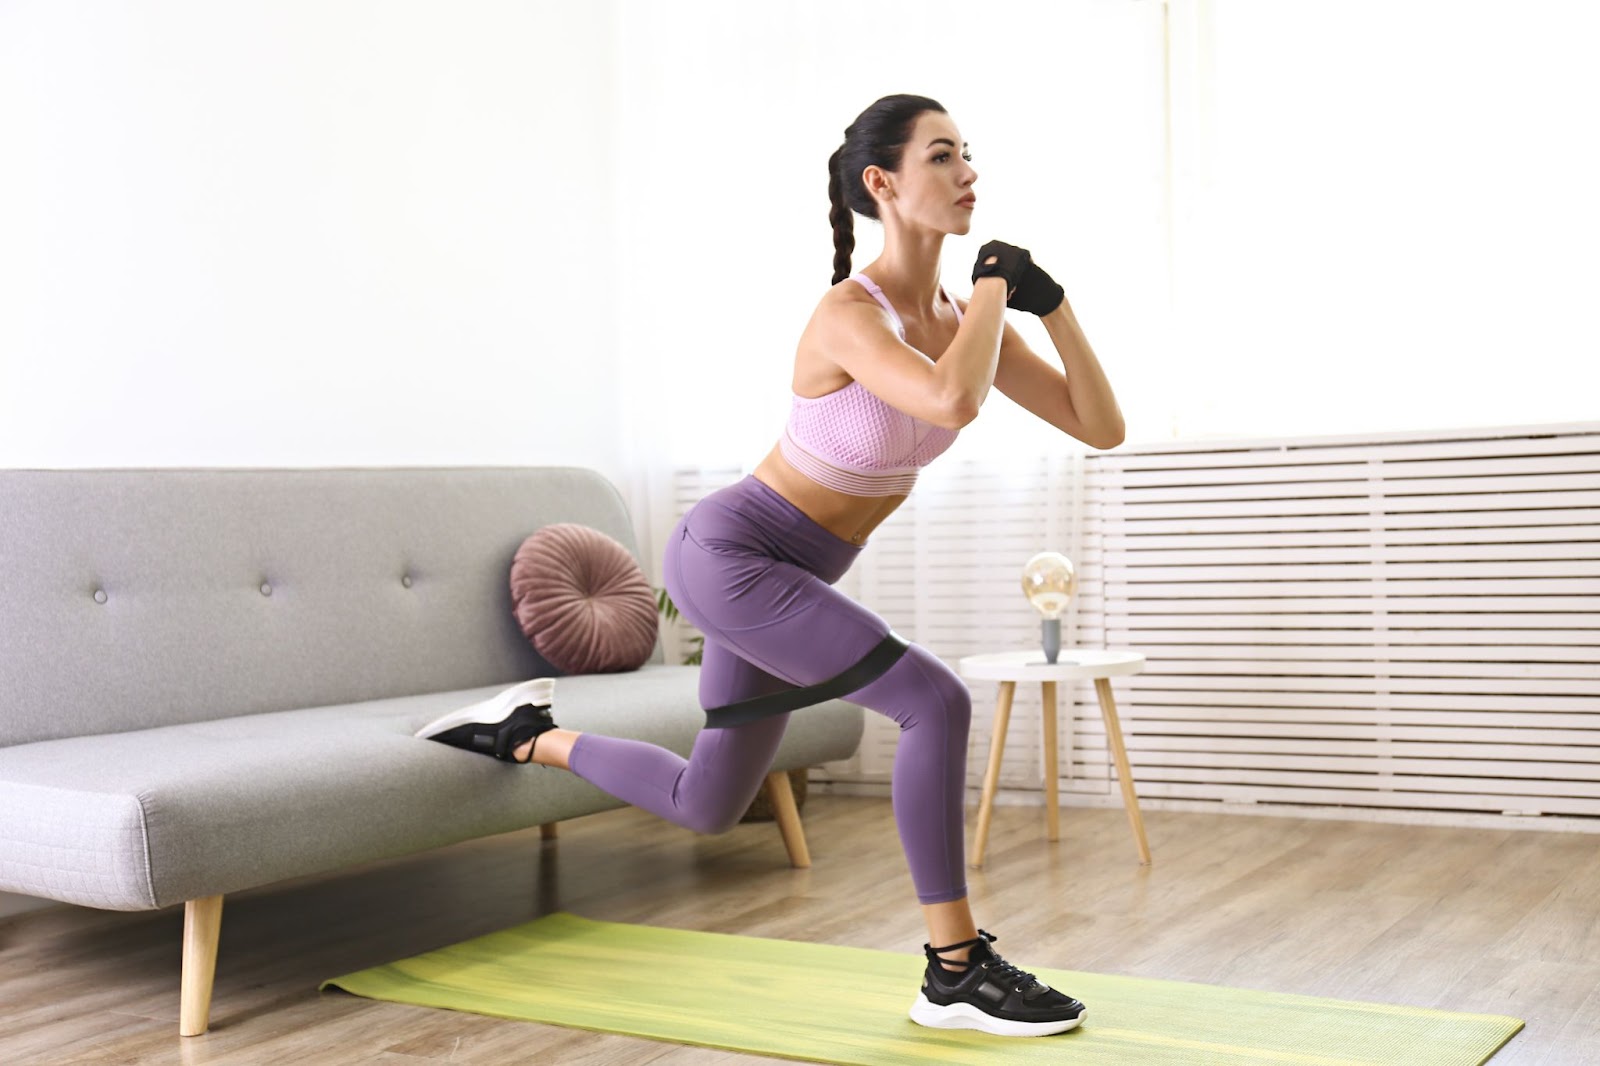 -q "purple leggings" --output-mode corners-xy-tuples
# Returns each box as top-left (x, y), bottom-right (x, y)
(566, 474), (971, 905)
